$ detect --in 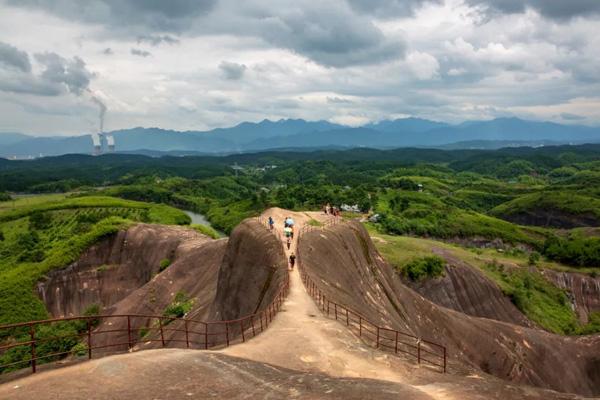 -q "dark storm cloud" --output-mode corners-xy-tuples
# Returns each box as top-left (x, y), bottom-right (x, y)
(219, 61), (247, 80)
(250, 3), (406, 67)
(0, 44), (93, 96)
(34, 52), (93, 95)
(7, 0), (217, 33)
(467, 0), (600, 20)
(346, 0), (442, 17)
(0, 41), (31, 72)
(137, 34), (180, 46)
(6, 0), (405, 68)
(130, 48), (152, 57)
